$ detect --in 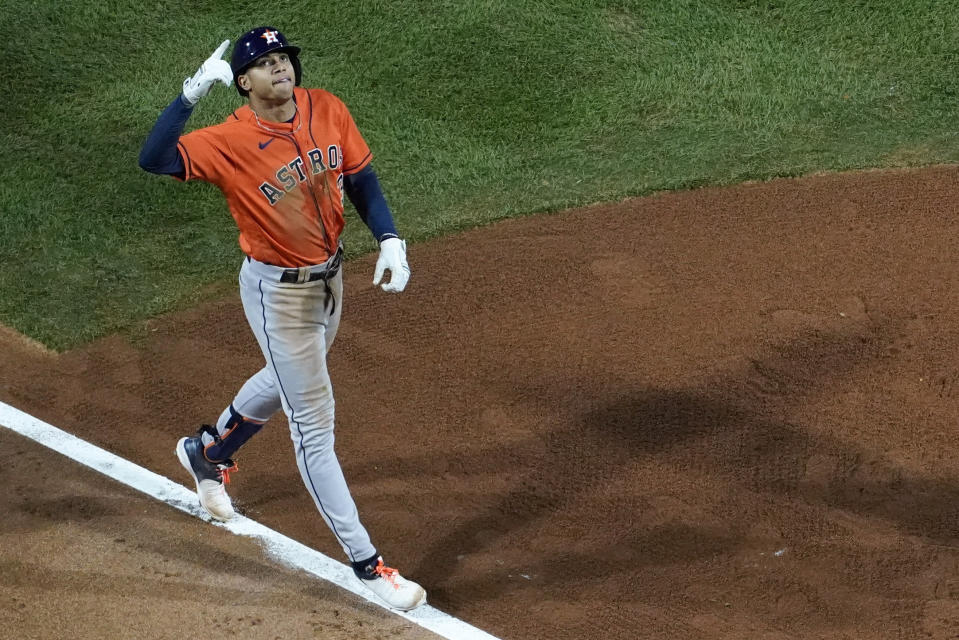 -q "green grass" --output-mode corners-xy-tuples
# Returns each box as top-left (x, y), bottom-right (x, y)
(2, 0), (958, 349)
